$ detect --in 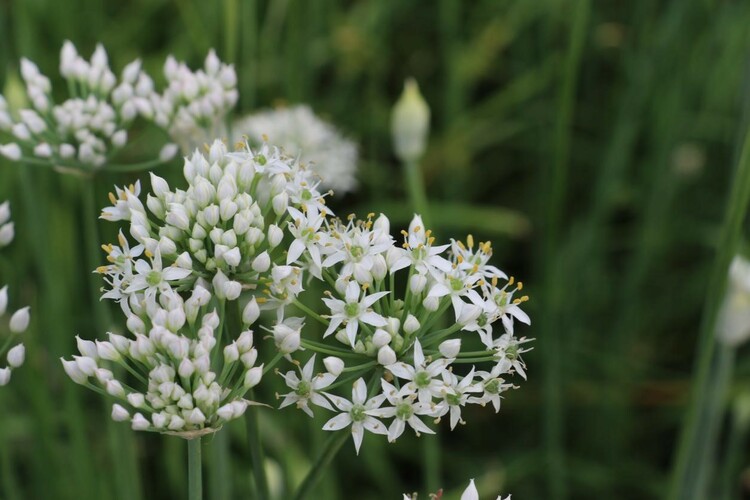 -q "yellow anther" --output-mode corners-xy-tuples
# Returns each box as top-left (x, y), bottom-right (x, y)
(256, 297), (268, 303)
(101, 244), (113, 253)
(457, 255), (464, 264)
(414, 226), (421, 233)
(428, 236), (435, 245)
(508, 276), (515, 286)
(106, 256), (116, 263)
(491, 277), (498, 287)
(517, 282), (523, 290)
(95, 266), (109, 274)
(144, 249), (153, 258)
(118, 233), (127, 247)
(457, 240), (466, 250)
(367, 212), (375, 219)
(425, 230), (432, 238)
(400, 230), (409, 236)
(472, 264), (479, 274)
(467, 234), (474, 248)
(108, 192), (117, 204)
